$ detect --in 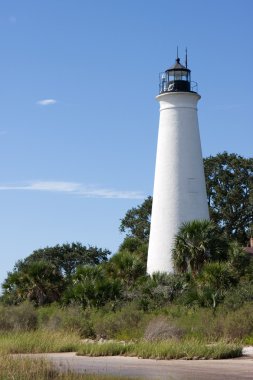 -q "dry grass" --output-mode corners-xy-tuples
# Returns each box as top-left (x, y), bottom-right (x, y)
(144, 316), (184, 341)
(0, 355), (142, 380)
(0, 331), (81, 354)
(77, 339), (242, 360)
